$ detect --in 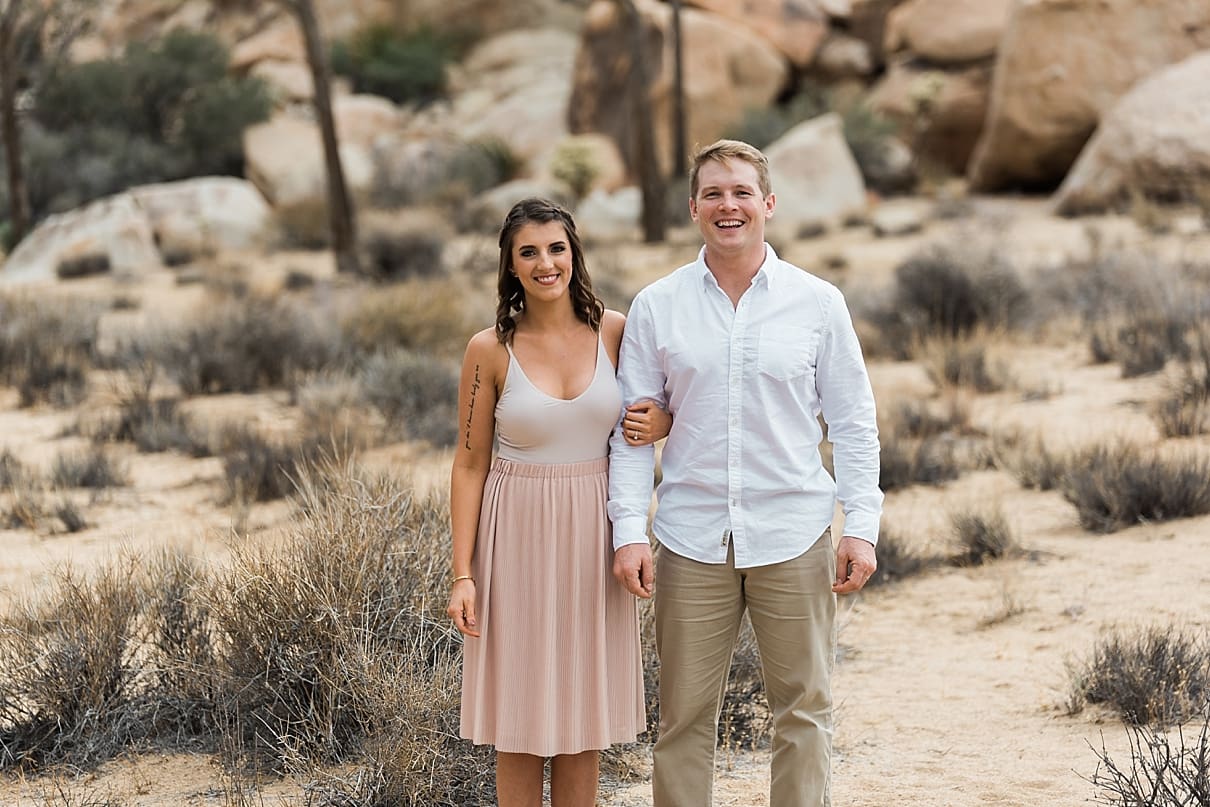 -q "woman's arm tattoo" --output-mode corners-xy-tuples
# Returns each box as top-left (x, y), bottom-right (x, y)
(464, 364), (482, 450)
